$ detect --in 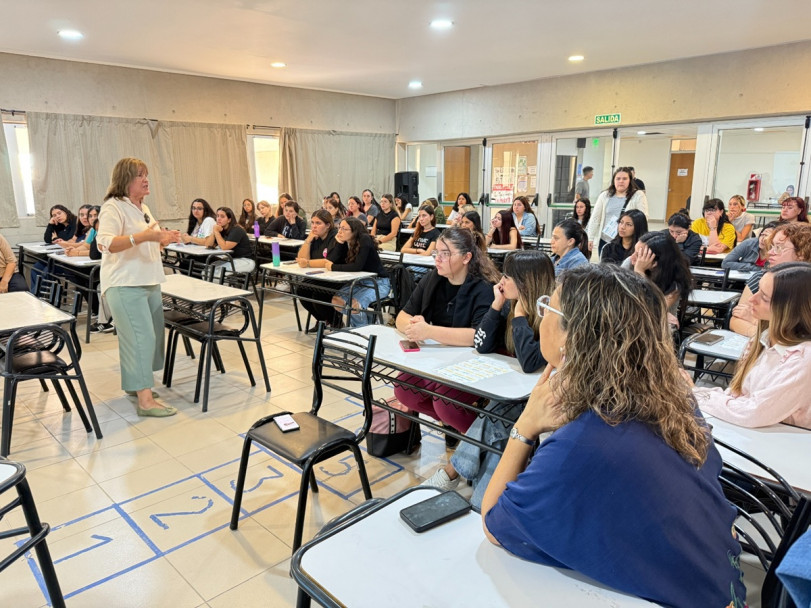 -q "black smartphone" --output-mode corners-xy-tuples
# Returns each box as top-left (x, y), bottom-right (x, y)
(400, 491), (471, 533)
(693, 332), (724, 346)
